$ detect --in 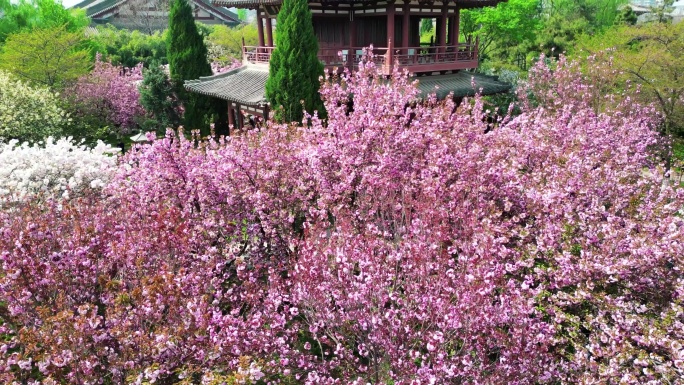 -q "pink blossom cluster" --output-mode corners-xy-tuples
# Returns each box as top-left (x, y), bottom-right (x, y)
(0, 56), (682, 384)
(211, 59), (242, 75)
(69, 53), (145, 133)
